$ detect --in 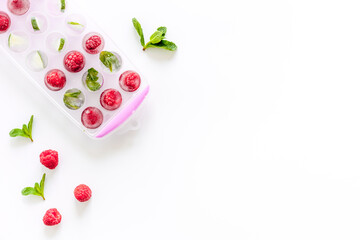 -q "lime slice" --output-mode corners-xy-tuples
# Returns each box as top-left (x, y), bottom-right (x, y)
(31, 17), (40, 31)
(8, 33), (27, 49)
(67, 21), (84, 31)
(60, 0), (66, 12)
(31, 51), (46, 70)
(58, 38), (65, 51)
